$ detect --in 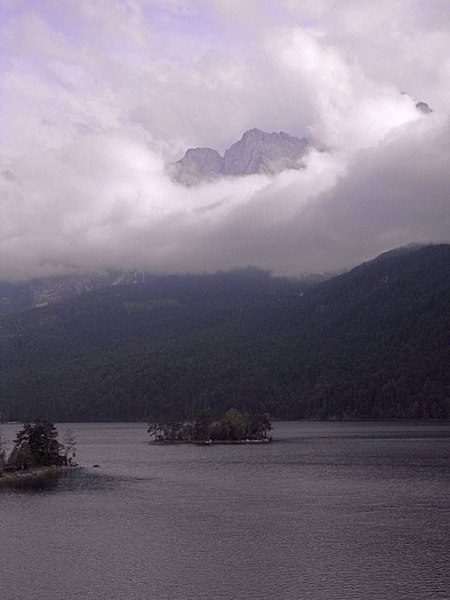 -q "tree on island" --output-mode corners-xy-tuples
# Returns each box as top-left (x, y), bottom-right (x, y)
(62, 428), (77, 466)
(0, 429), (6, 468)
(7, 422), (67, 470)
(148, 408), (272, 443)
